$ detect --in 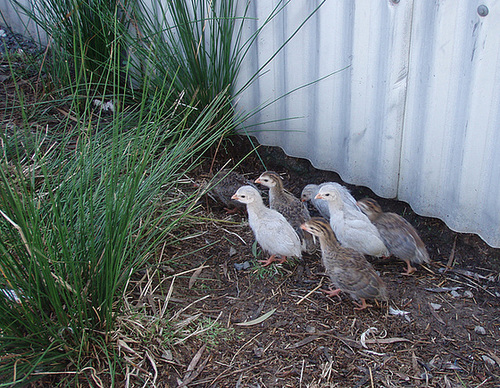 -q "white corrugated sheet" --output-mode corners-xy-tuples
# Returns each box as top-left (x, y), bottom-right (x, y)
(236, 0), (500, 248)
(2, 0), (499, 247)
(0, 0), (46, 43)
